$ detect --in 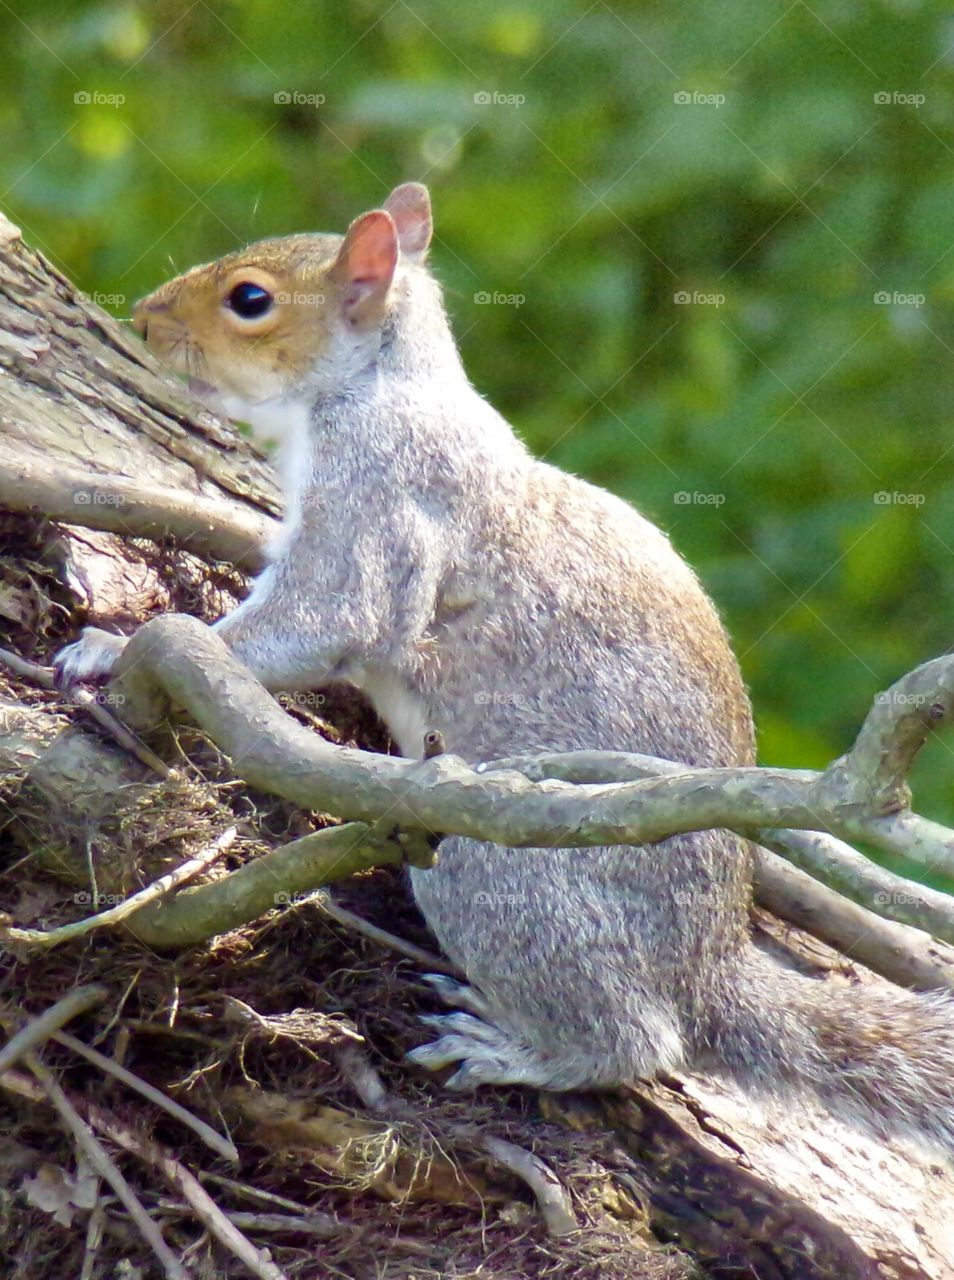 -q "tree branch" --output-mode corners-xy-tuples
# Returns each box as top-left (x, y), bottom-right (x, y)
(753, 852), (954, 994)
(0, 442), (272, 571)
(8, 613), (954, 991)
(106, 615), (954, 875)
(483, 749), (954, 941)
